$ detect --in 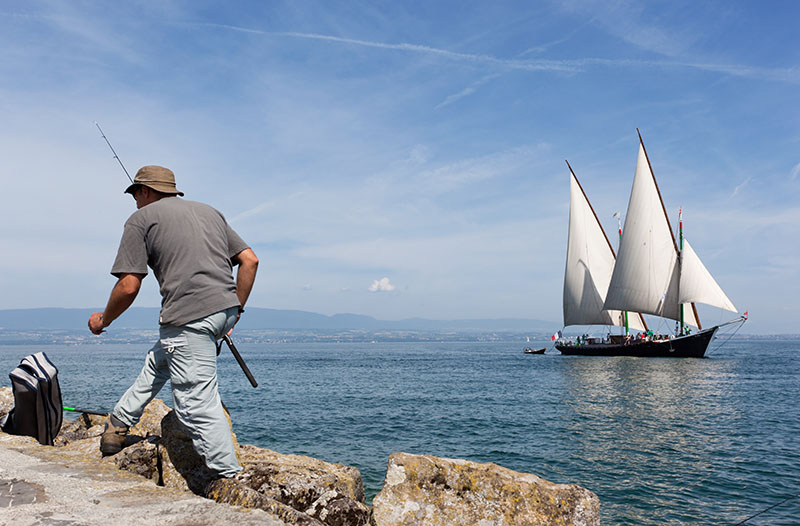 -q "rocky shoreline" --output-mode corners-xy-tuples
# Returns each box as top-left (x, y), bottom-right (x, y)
(0, 387), (600, 525)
